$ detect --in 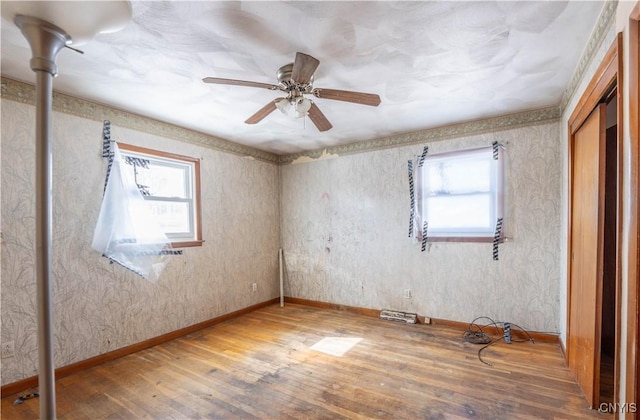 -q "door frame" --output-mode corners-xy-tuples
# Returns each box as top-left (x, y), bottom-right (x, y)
(628, 3), (640, 415)
(566, 32), (623, 406)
